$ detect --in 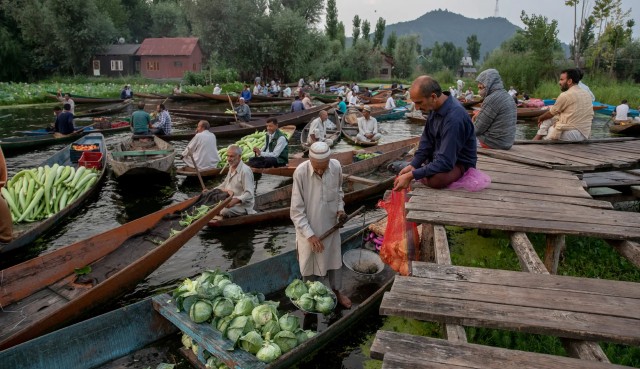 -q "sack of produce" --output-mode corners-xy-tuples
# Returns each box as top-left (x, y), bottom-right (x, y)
(377, 189), (419, 276)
